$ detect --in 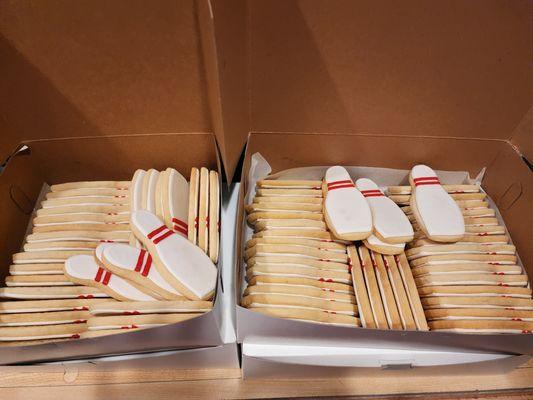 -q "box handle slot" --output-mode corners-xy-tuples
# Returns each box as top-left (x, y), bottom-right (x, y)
(10, 185), (34, 215)
(497, 181), (522, 211)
